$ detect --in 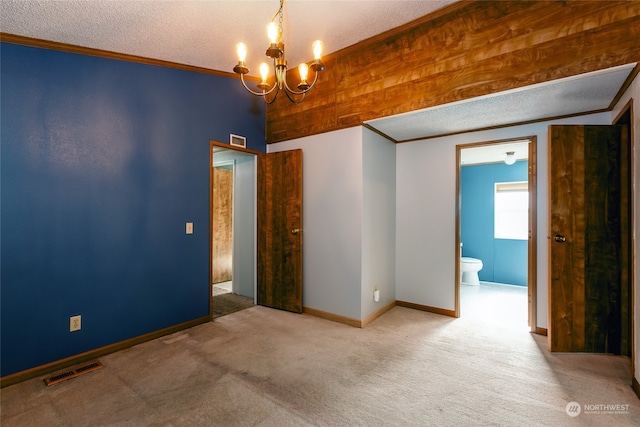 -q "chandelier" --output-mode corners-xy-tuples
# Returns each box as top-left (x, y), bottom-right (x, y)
(233, 0), (325, 104)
